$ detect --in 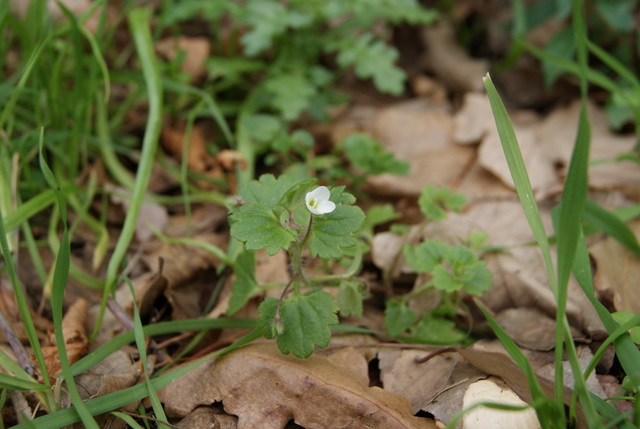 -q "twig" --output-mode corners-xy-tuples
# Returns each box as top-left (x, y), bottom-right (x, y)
(0, 309), (35, 376)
